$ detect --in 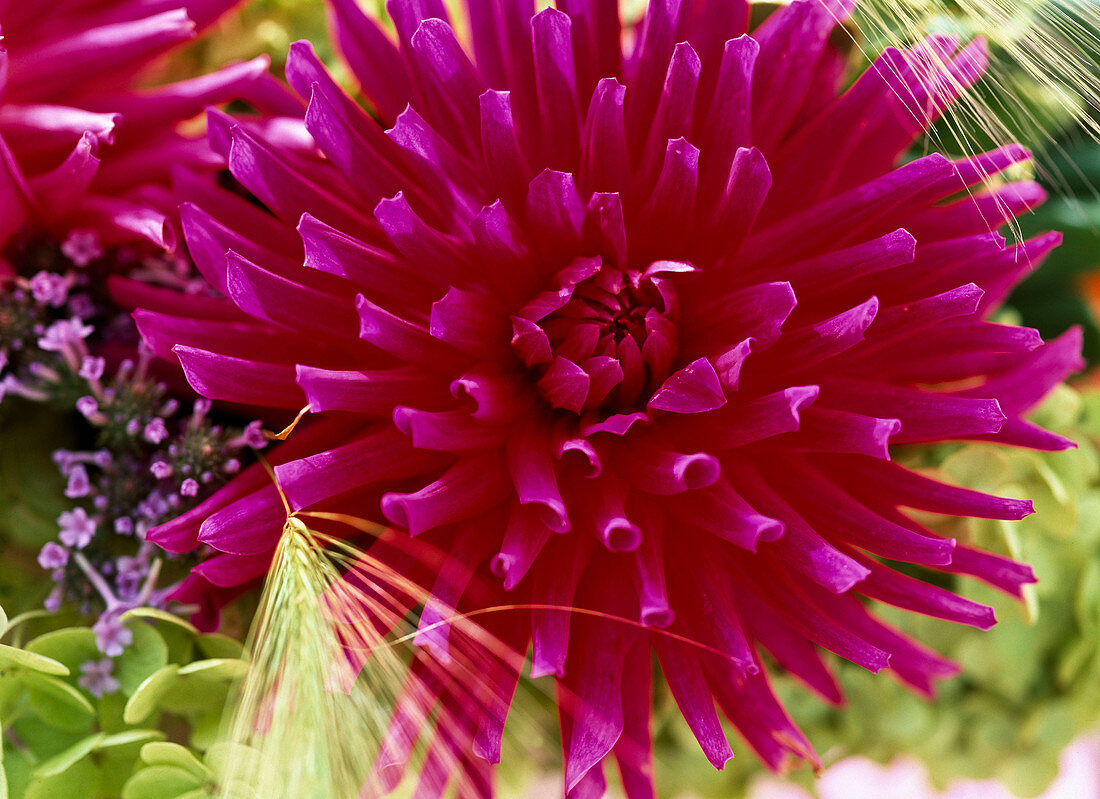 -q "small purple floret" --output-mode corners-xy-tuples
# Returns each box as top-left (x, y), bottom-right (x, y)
(78, 658), (119, 697)
(37, 542), (69, 570)
(58, 507), (96, 549)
